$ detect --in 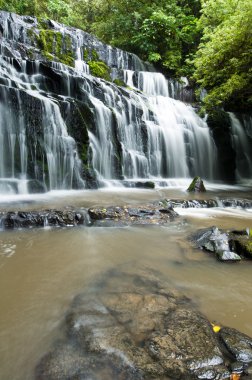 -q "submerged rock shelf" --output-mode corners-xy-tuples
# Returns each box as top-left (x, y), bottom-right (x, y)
(35, 266), (252, 380)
